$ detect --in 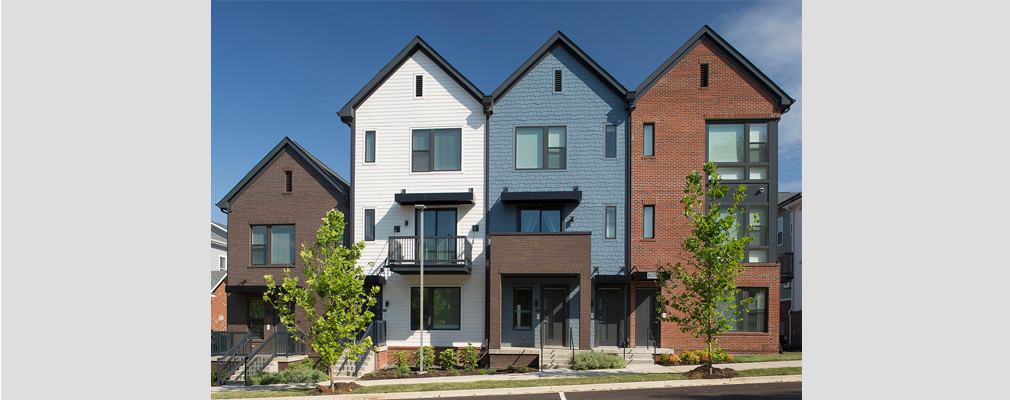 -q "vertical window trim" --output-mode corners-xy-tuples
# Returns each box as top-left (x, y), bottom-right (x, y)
(604, 206), (617, 239)
(643, 123), (654, 157)
(643, 205), (655, 239)
(364, 209), (375, 241)
(604, 124), (617, 159)
(414, 74), (423, 98)
(364, 131), (376, 163)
